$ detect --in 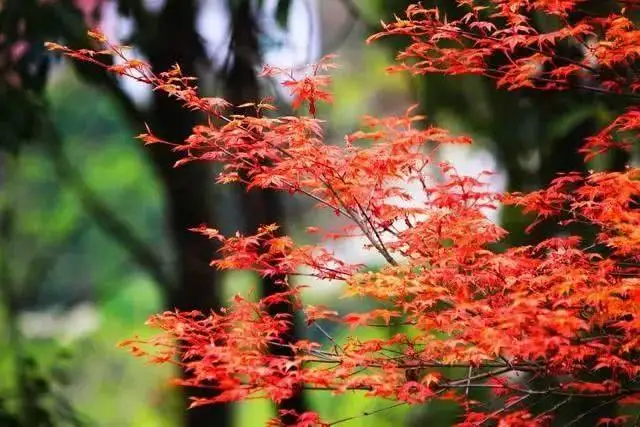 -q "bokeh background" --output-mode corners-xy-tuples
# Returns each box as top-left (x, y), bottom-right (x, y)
(0, 1), (636, 426)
